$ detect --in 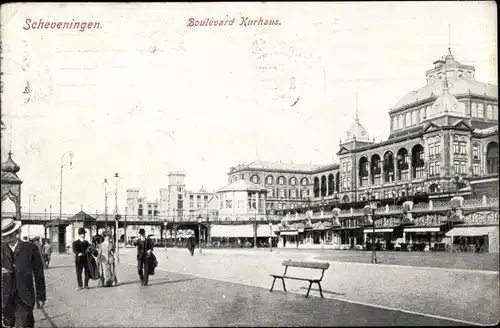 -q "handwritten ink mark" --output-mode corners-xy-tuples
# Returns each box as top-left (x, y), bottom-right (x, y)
(291, 97), (300, 107)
